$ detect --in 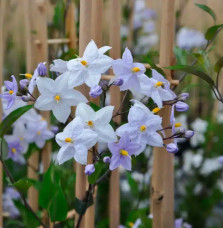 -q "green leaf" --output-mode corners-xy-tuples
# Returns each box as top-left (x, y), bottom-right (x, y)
(49, 188), (68, 222)
(0, 137), (8, 160)
(74, 195), (94, 215)
(90, 102), (100, 112)
(195, 3), (216, 22)
(166, 65), (215, 87)
(205, 24), (223, 41)
(14, 200), (40, 228)
(214, 57), (223, 73)
(88, 162), (105, 184)
(126, 172), (139, 198)
(13, 179), (33, 194)
(146, 59), (165, 76)
(0, 105), (33, 137)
